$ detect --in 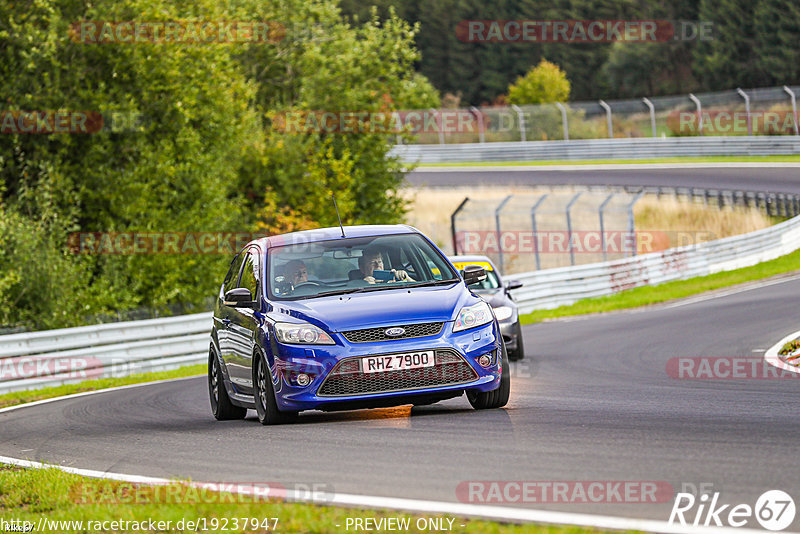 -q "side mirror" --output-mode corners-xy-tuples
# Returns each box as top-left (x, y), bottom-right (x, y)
(505, 279), (523, 291)
(462, 265), (487, 286)
(223, 288), (256, 308)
